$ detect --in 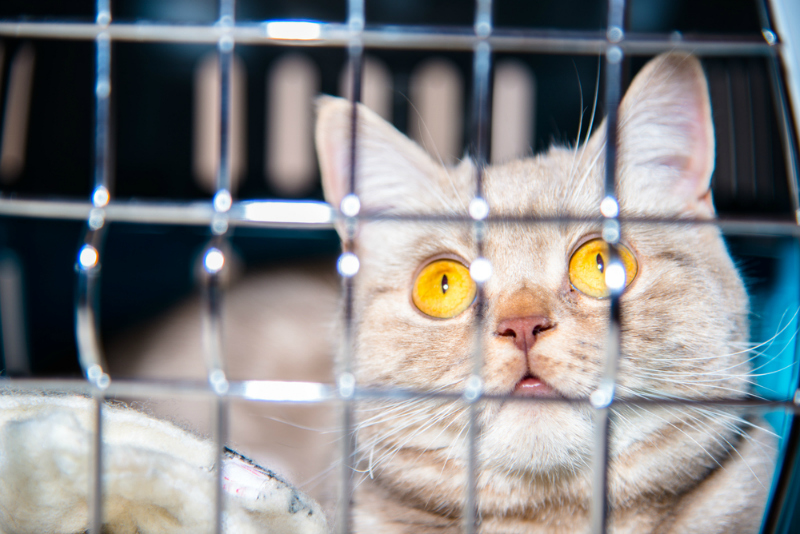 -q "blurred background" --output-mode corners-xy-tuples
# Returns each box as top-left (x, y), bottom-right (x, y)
(0, 0), (794, 380)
